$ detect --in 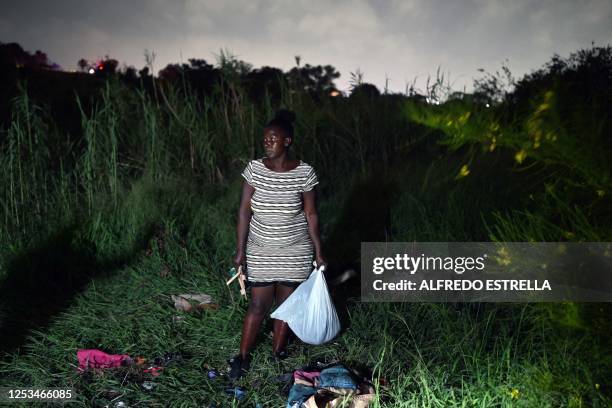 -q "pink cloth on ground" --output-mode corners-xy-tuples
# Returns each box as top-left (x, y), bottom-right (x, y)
(294, 370), (321, 384)
(77, 349), (131, 370)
